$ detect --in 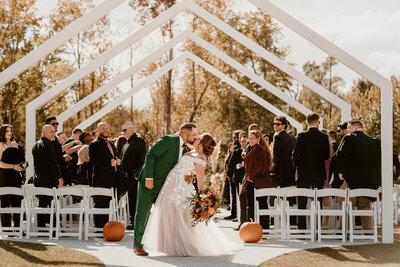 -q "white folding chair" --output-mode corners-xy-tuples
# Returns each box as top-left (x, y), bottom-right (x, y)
(254, 188), (285, 240)
(55, 187), (85, 240)
(285, 188), (316, 241)
(316, 188), (347, 242)
(377, 187), (382, 225)
(25, 187), (56, 239)
(393, 185), (400, 225)
(0, 187), (25, 239)
(348, 188), (379, 243)
(84, 187), (117, 240)
(118, 192), (130, 228)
